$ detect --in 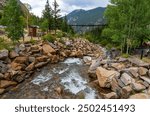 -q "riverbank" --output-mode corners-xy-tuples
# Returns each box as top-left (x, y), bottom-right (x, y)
(0, 38), (150, 99)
